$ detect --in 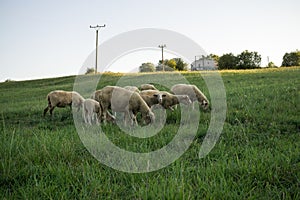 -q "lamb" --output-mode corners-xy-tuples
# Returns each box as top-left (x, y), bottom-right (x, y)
(170, 84), (209, 110)
(159, 91), (192, 110)
(43, 90), (84, 116)
(98, 86), (155, 126)
(83, 98), (102, 125)
(140, 83), (158, 91)
(124, 86), (140, 93)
